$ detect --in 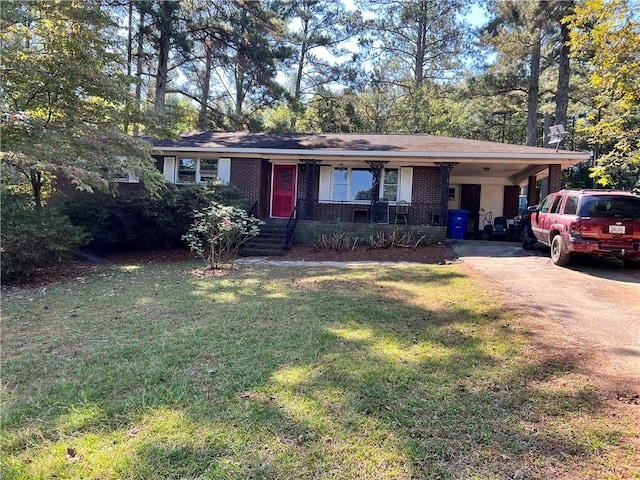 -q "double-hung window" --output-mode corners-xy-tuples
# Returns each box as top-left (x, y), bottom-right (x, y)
(350, 168), (374, 201)
(332, 168), (348, 200)
(164, 156), (231, 184)
(382, 169), (398, 202)
(176, 157), (218, 184)
(320, 166), (411, 203)
(331, 168), (373, 201)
